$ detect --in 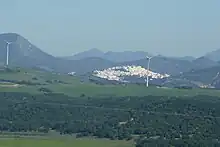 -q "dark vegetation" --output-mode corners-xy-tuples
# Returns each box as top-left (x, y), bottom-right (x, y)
(0, 92), (220, 146)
